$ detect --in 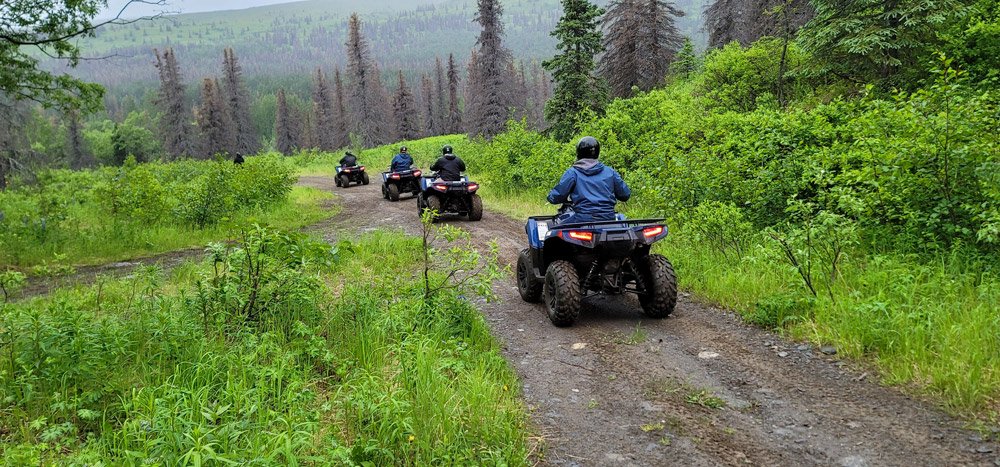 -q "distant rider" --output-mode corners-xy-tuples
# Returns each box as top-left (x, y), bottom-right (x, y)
(547, 136), (630, 224)
(389, 146), (414, 173)
(233, 152), (245, 165)
(339, 151), (358, 167)
(430, 145), (466, 182)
